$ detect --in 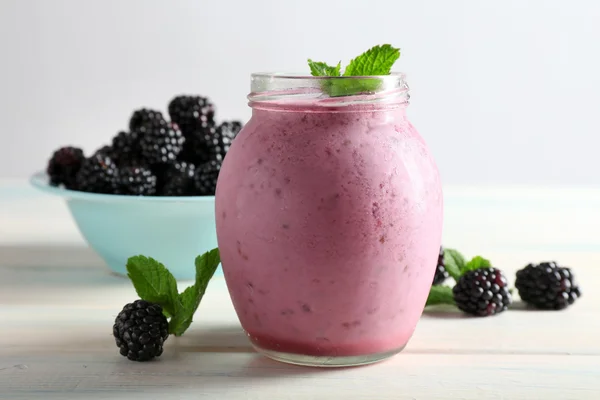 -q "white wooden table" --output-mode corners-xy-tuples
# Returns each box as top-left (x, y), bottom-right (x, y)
(1, 181), (600, 399)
